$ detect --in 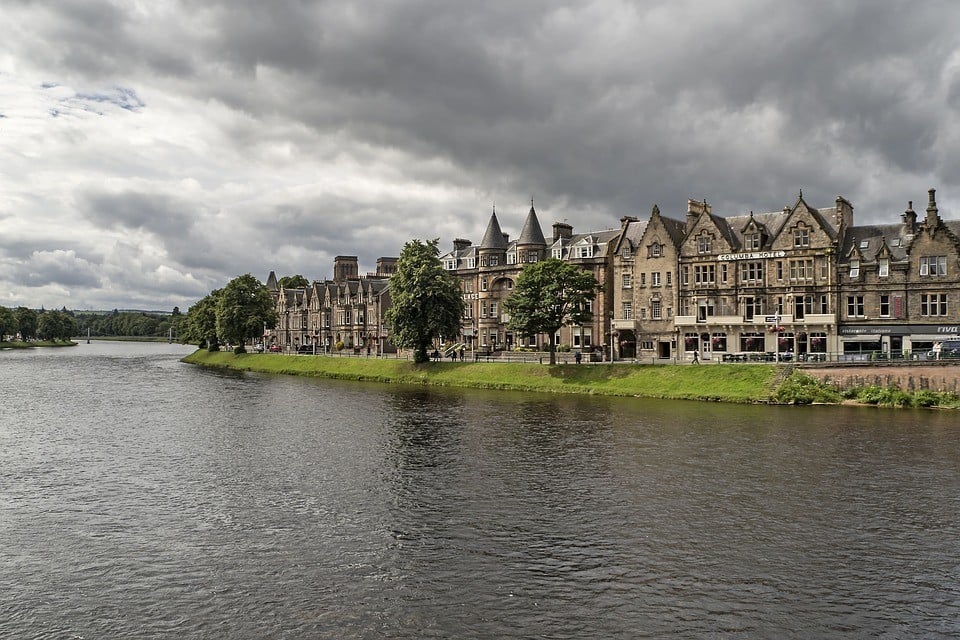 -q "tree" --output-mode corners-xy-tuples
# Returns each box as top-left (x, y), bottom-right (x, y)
(0, 306), (18, 341)
(182, 289), (222, 348)
(385, 238), (465, 363)
(504, 258), (601, 365)
(277, 274), (309, 289)
(15, 307), (38, 340)
(37, 310), (77, 341)
(216, 274), (277, 352)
